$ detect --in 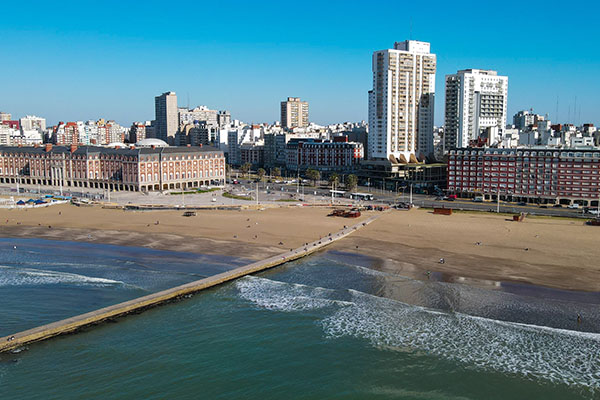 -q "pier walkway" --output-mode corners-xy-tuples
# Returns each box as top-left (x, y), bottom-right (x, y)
(0, 213), (381, 353)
